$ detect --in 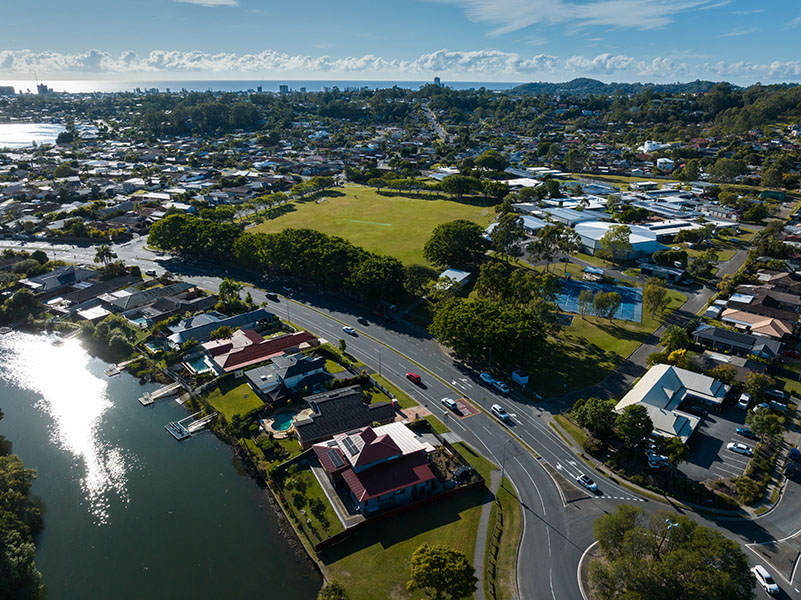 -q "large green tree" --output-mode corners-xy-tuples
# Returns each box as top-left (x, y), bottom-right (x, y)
(615, 404), (653, 450)
(573, 397), (616, 436)
(597, 224), (633, 264)
(407, 544), (477, 600)
(589, 506), (753, 600)
(423, 220), (488, 269)
(490, 213), (525, 262)
(659, 325), (691, 353)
